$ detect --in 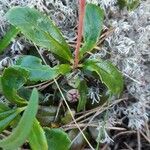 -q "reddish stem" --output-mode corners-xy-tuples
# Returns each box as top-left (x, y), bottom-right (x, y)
(74, 0), (86, 69)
